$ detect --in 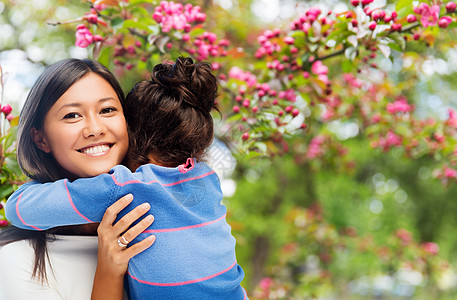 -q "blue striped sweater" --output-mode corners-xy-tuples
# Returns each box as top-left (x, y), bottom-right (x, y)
(5, 160), (247, 300)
